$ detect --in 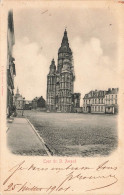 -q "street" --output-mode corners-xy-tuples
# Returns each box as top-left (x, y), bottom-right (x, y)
(24, 110), (118, 157)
